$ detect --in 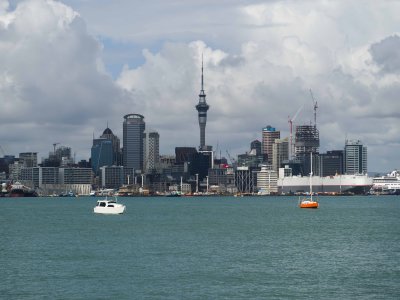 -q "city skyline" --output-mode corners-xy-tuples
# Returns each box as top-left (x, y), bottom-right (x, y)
(0, 0), (399, 172)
